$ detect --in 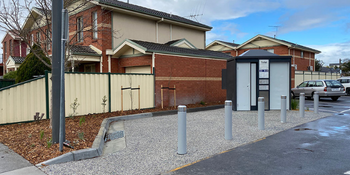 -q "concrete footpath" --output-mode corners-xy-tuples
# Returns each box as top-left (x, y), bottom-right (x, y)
(169, 113), (350, 175)
(0, 143), (45, 175)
